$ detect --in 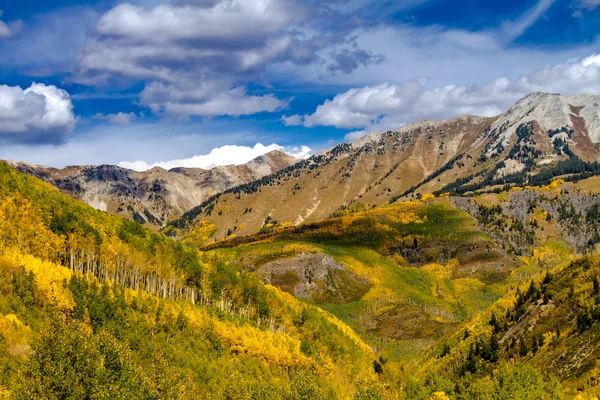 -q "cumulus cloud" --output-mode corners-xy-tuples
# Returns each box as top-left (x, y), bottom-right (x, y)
(140, 81), (287, 117)
(0, 11), (22, 38)
(281, 114), (303, 126)
(118, 142), (310, 171)
(285, 145), (312, 159)
(269, 0), (568, 89)
(73, 0), (313, 117)
(0, 83), (76, 143)
(73, 0), (383, 118)
(78, 0), (304, 82)
(94, 112), (137, 125)
(287, 53), (600, 140)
